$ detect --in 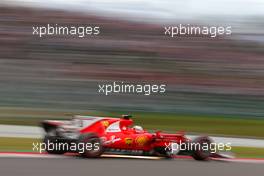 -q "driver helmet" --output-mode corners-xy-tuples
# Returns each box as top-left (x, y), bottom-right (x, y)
(133, 125), (143, 132)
